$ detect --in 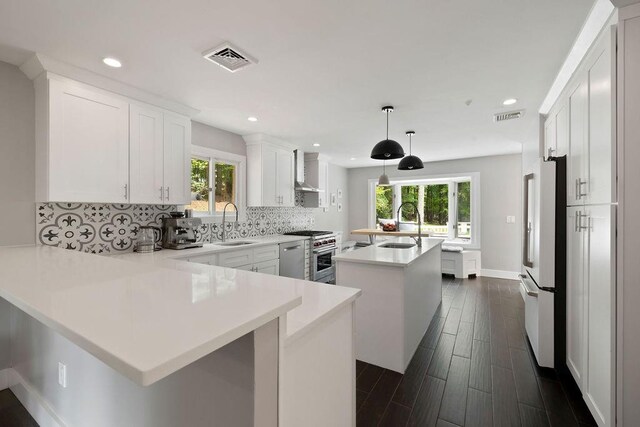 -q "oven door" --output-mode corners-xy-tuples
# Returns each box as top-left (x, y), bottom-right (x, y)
(313, 246), (336, 282)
